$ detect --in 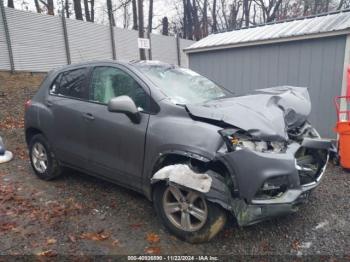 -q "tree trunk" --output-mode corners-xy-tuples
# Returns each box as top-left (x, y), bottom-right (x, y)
(7, 0), (14, 8)
(90, 0), (95, 22)
(137, 0), (146, 60)
(107, 0), (115, 26)
(243, 0), (249, 27)
(313, 0), (318, 14)
(73, 0), (83, 20)
(84, 0), (91, 21)
(132, 0), (138, 30)
(338, 0), (345, 10)
(203, 0), (208, 37)
(212, 0), (217, 33)
(47, 0), (54, 15)
(162, 17), (169, 35)
(186, 0), (193, 40)
(34, 0), (41, 13)
(191, 0), (201, 40)
(182, 0), (187, 38)
(147, 0), (153, 34)
(267, 0), (282, 22)
(65, 0), (70, 18)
